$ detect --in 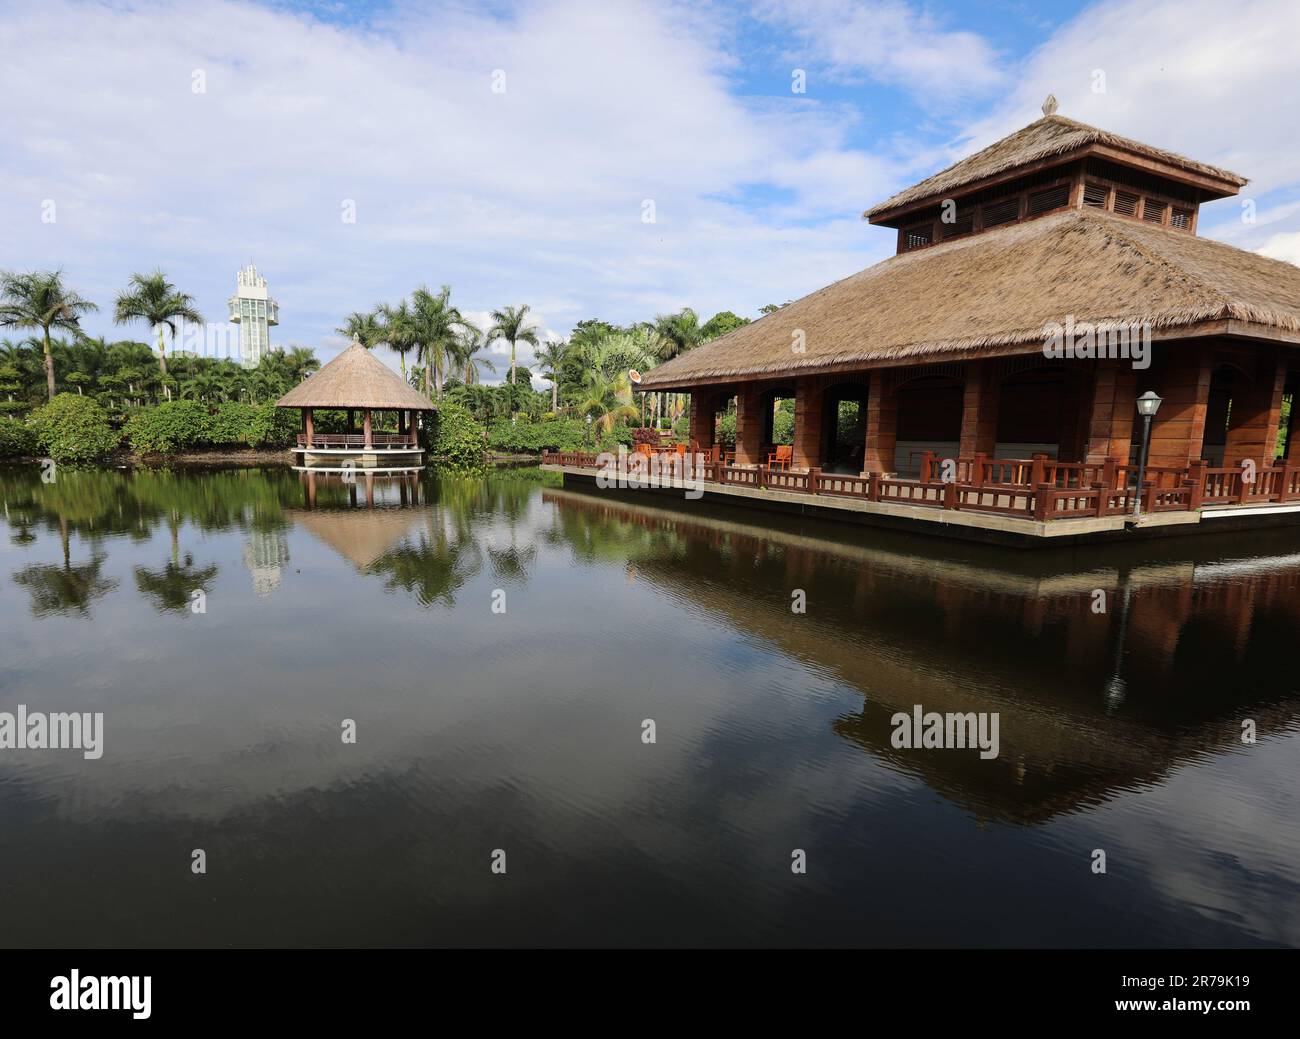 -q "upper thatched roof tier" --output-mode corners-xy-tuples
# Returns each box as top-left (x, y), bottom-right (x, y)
(865, 115), (1247, 222)
(638, 208), (1300, 390)
(276, 342), (435, 410)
